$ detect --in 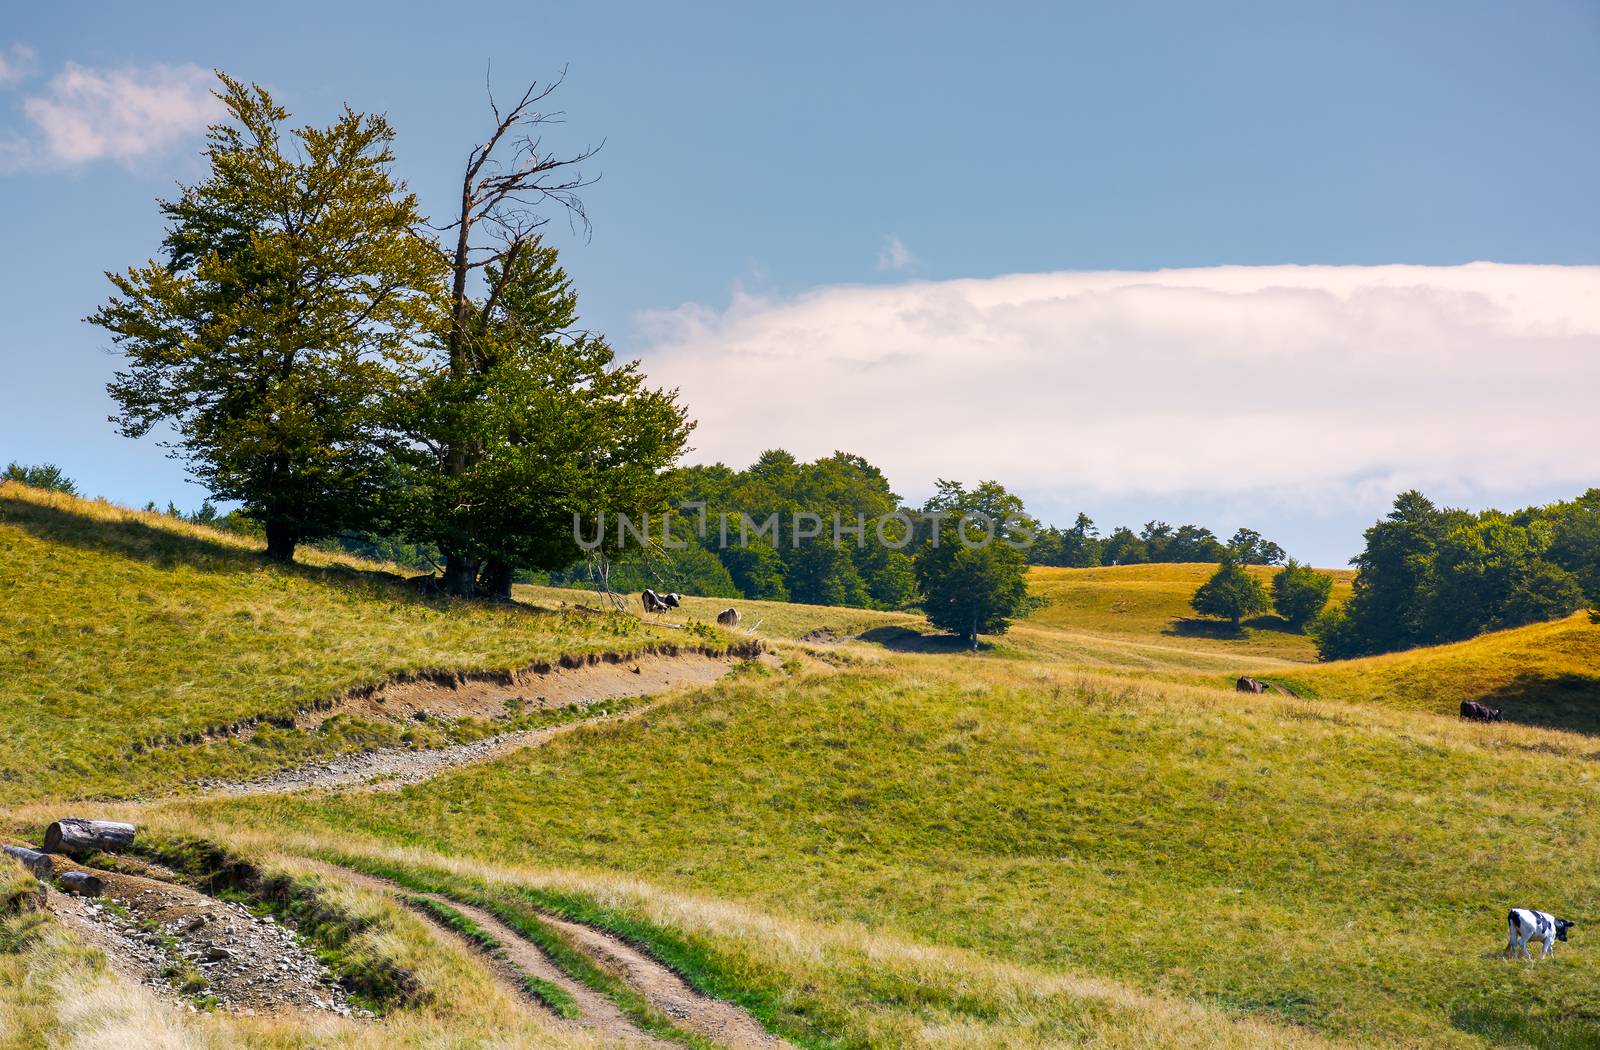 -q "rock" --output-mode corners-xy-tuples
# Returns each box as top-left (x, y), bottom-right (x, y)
(203, 945), (234, 962)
